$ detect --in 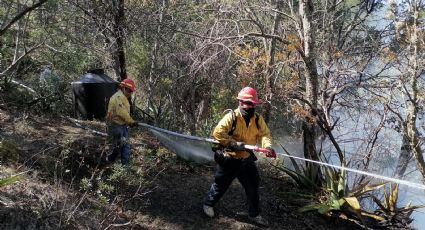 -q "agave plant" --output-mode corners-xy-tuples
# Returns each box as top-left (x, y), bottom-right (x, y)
(270, 145), (322, 192)
(273, 144), (423, 228)
(364, 184), (425, 227)
(273, 146), (385, 222)
(299, 166), (356, 214)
